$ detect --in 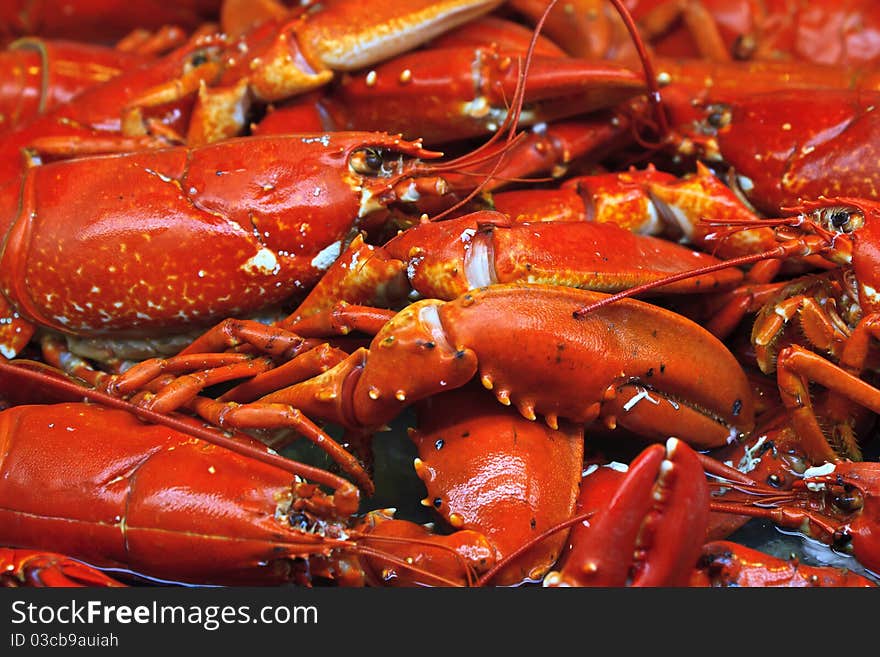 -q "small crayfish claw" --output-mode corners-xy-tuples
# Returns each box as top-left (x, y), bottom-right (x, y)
(544, 437), (710, 587)
(354, 513), (495, 587)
